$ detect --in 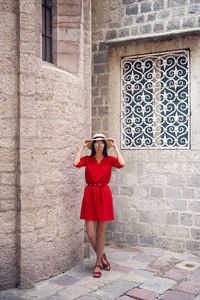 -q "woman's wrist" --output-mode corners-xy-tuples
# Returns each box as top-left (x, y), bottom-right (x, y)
(113, 144), (118, 151)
